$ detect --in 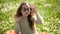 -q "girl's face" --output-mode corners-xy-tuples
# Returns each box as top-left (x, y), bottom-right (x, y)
(21, 3), (30, 17)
